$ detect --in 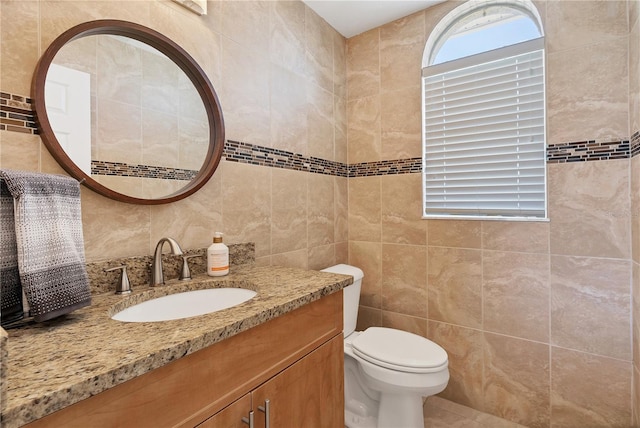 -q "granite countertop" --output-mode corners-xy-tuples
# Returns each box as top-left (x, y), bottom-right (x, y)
(1, 264), (351, 428)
